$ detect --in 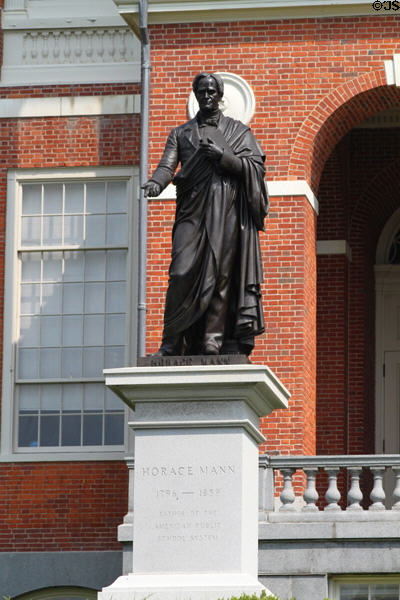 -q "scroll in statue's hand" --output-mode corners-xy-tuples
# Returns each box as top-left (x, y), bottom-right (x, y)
(142, 181), (162, 197)
(199, 137), (224, 162)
